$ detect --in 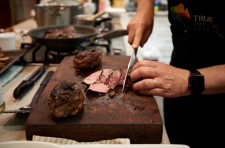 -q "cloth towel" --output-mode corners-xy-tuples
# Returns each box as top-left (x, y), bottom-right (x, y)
(32, 135), (130, 144)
